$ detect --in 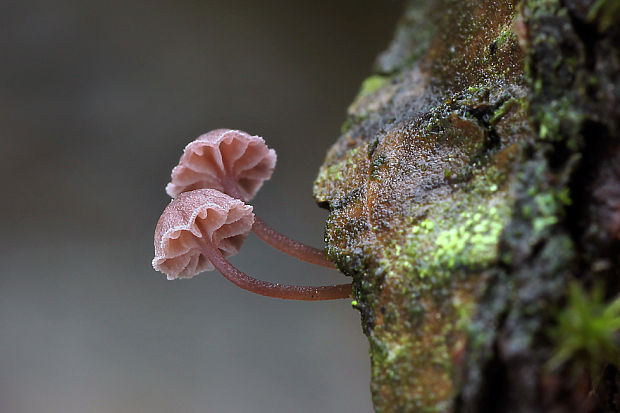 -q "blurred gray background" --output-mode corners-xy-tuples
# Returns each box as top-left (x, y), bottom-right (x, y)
(0, 1), (402, 412)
